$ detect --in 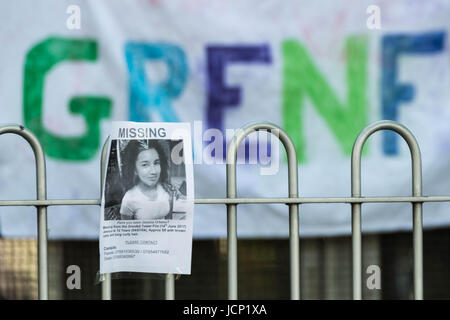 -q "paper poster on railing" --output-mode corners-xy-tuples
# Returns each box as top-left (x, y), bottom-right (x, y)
(99, 121), (194, 274)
